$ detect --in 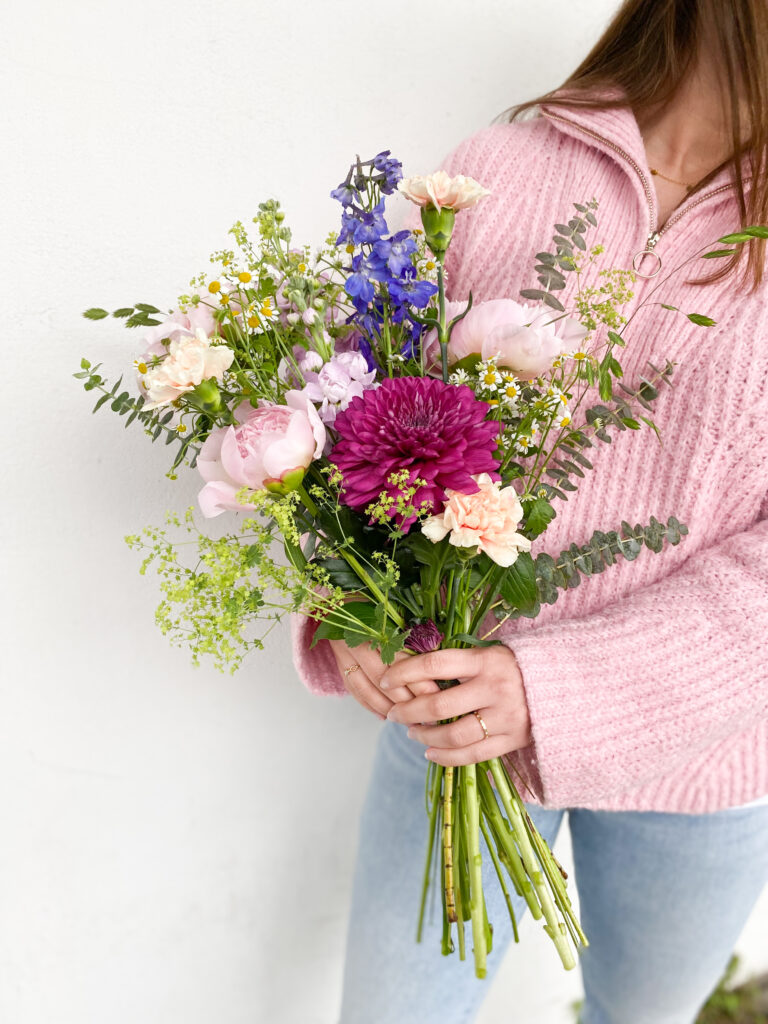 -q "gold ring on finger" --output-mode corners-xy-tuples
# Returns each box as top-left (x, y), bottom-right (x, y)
(473, 710), (490, 740)
(343, 663), (361, 678)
